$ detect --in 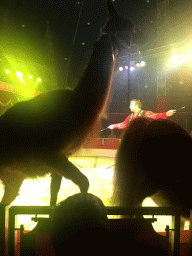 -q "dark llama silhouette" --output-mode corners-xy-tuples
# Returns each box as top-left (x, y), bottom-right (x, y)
(0, 0), (133, 206)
